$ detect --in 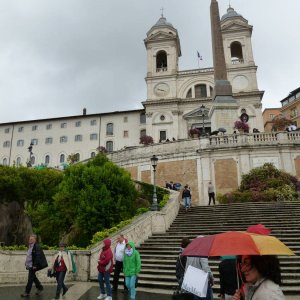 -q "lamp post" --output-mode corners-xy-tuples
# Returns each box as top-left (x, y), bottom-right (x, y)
(27, 142), (34, 167)
(199, 104), (207, 136)
(150, 155), (159, 211)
